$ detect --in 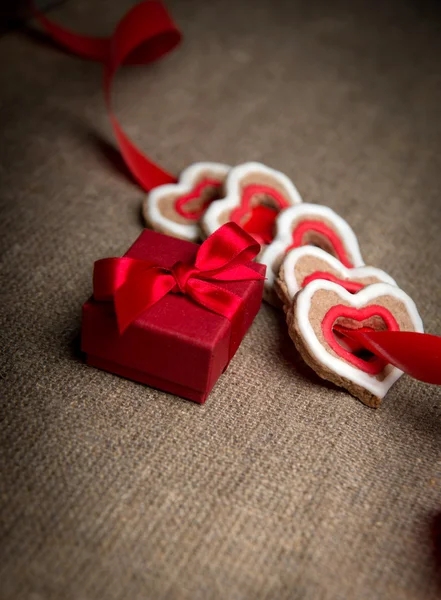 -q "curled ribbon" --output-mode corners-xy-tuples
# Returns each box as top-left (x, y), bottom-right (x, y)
(32, 0), (181, 190)
(93, 223), (264, 361)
